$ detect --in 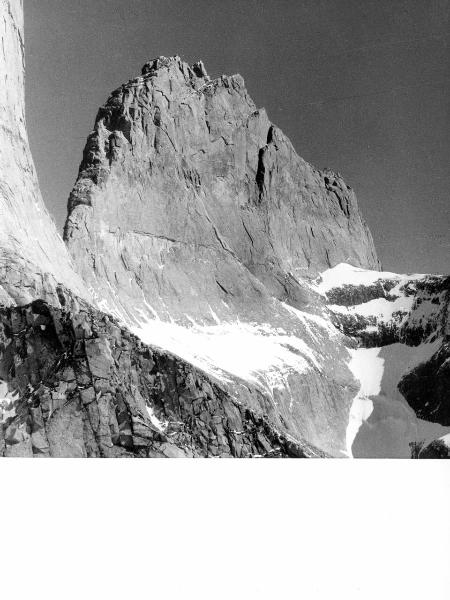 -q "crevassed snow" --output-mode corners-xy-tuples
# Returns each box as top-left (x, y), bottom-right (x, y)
(345, 348), (384, 457)
(314, 262), (423, 295)
(132, 317), (321, 393)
